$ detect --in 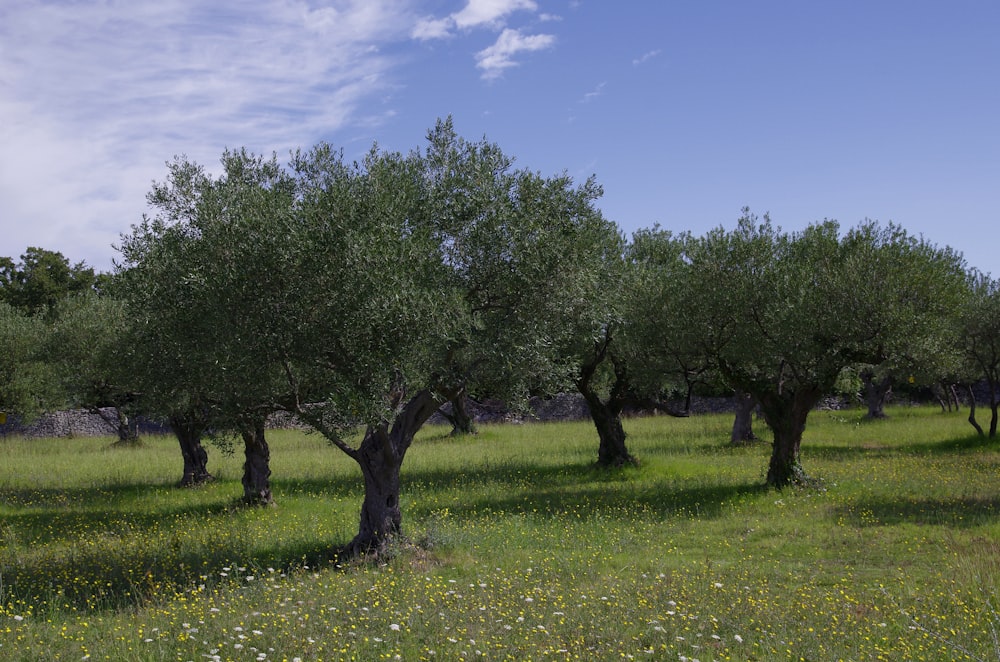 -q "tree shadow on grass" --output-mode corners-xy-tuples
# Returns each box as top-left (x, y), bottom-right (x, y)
(412, 479), (769, 524)
(833, 495), (1000, 528)
(0, 485), (353, 614)
(804, 432), (996, 461)
(0, 459), (767, 615)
